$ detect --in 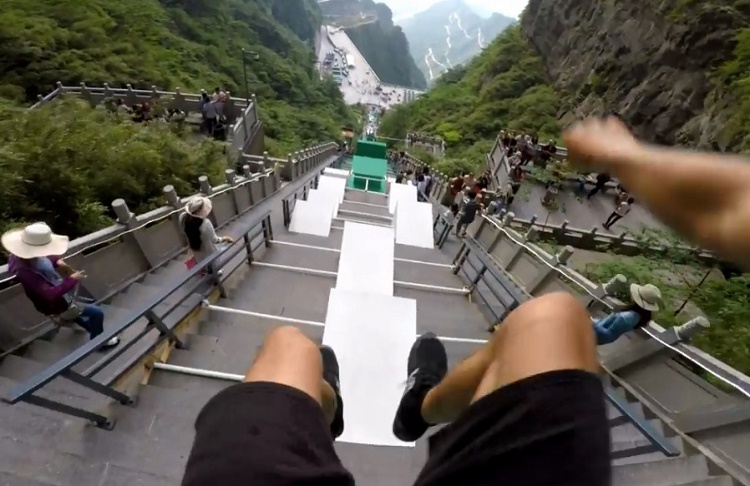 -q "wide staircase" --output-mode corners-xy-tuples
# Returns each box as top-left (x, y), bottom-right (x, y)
(0, 155), (742, 484)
